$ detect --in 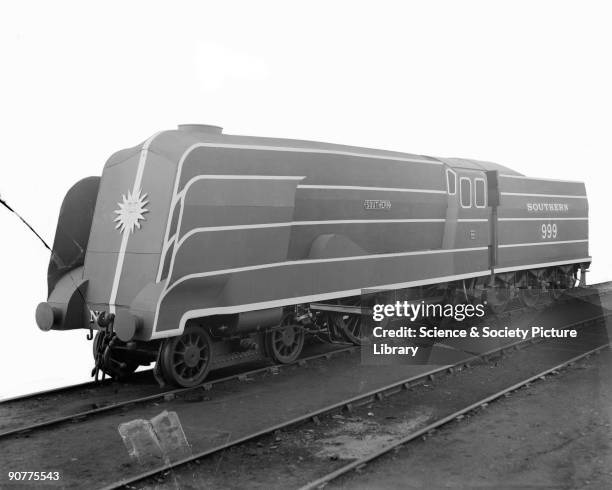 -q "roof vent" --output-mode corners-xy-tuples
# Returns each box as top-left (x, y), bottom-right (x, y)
(177, 124), (223, 134)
